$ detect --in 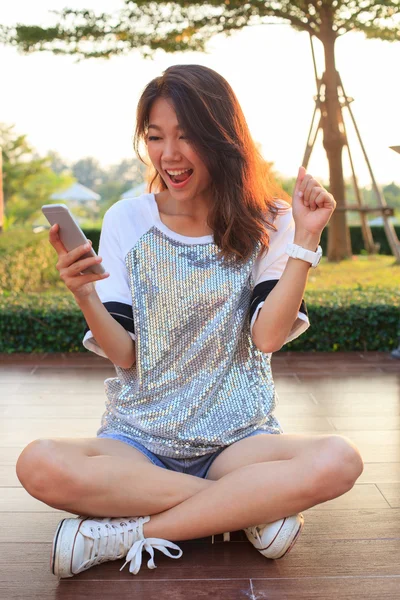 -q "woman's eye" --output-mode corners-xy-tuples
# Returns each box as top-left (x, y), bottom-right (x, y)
(148, 136), (160, 141)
